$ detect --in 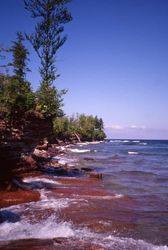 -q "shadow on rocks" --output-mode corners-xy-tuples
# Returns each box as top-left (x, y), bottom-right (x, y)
(0, 210), (20, 223)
